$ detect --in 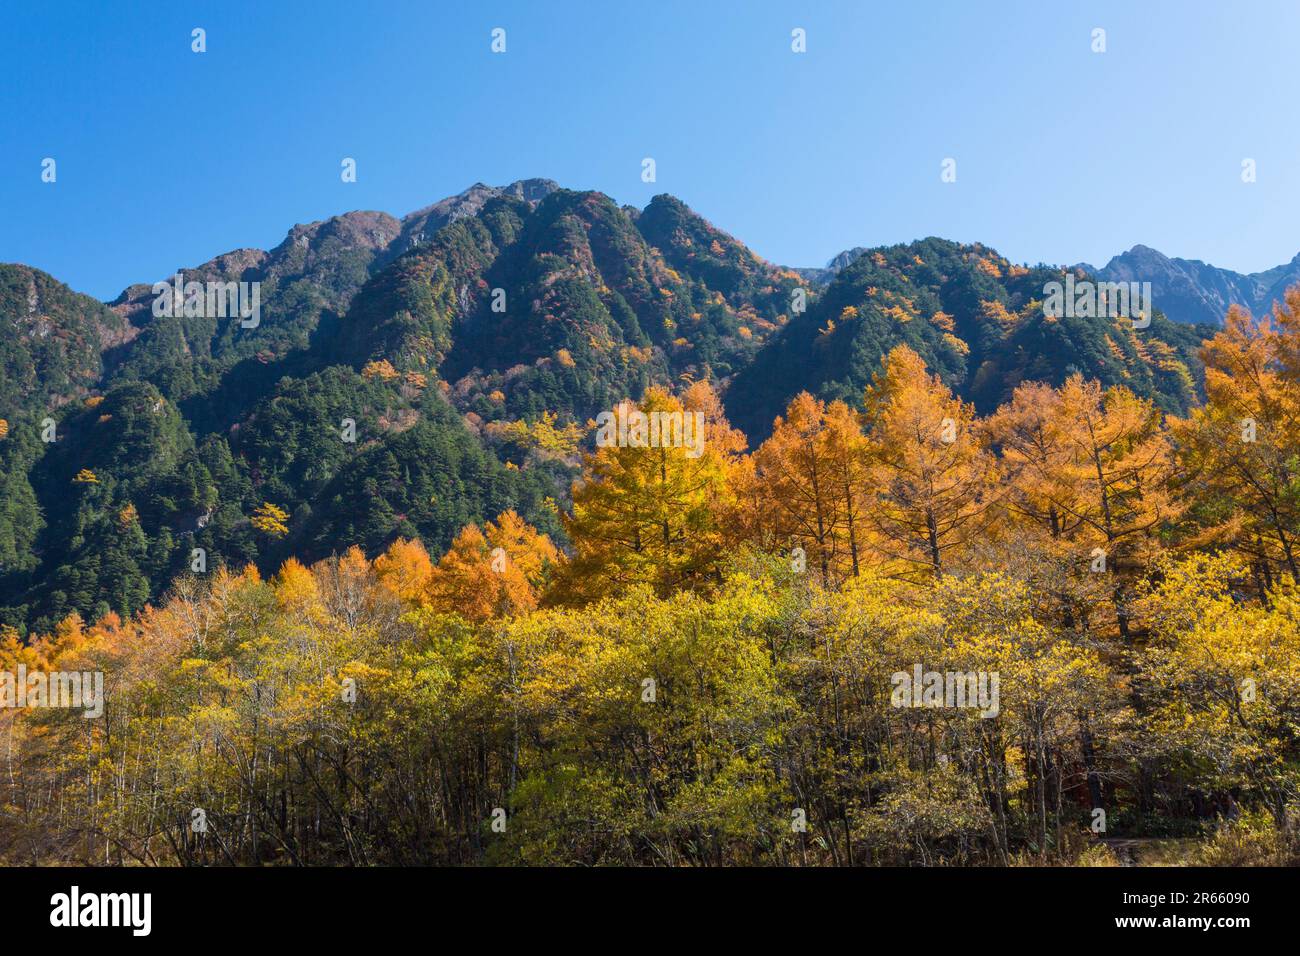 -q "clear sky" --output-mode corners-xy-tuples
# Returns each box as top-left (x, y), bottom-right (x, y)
(3, 0), (1298, 300)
